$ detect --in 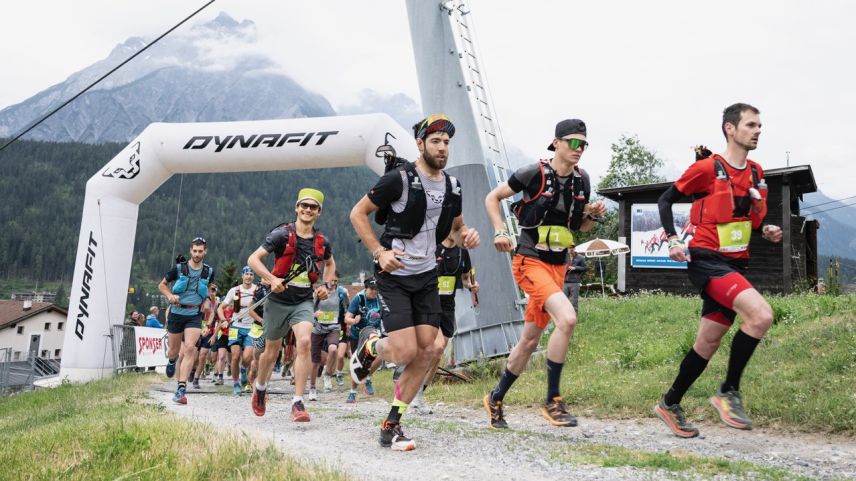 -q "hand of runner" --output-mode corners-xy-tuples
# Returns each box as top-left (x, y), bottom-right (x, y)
(587, 201), (607, 219)
(762, 225), (783, 243)
(668, 237), (690, 263)
(494, 231), (514, 252)
(270, 277), (286, 293)
(461, 227), (480, 249)
(168, 294), (180, 305)
(378, 249), (405, 272)
(470, 281), (480, 295)
(314, 285), (329, 300)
